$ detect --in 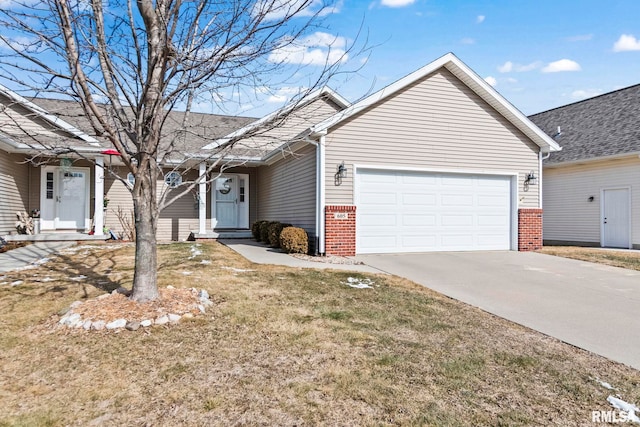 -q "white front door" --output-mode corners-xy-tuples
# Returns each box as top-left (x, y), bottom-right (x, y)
(602, 188), (630, 248)
(215, 175), (238, 228)
(56, 170), (87, 229)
